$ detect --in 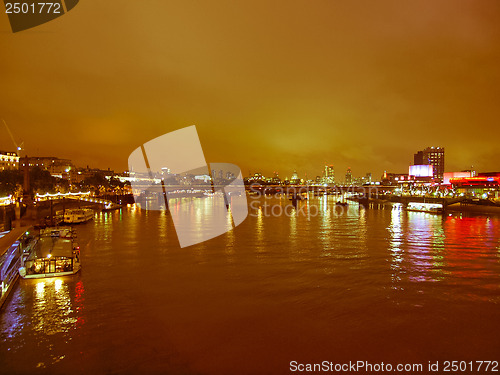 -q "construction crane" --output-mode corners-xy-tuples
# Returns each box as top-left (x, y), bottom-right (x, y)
(2, 119), (24, 155)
